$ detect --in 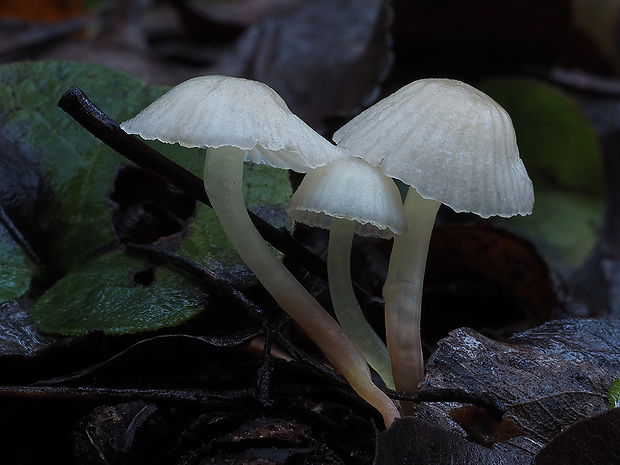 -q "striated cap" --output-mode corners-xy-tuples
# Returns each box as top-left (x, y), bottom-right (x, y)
(333, 78), (534, 218)
(121, 75), (345, 172)
(286, 158), (406, 239)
